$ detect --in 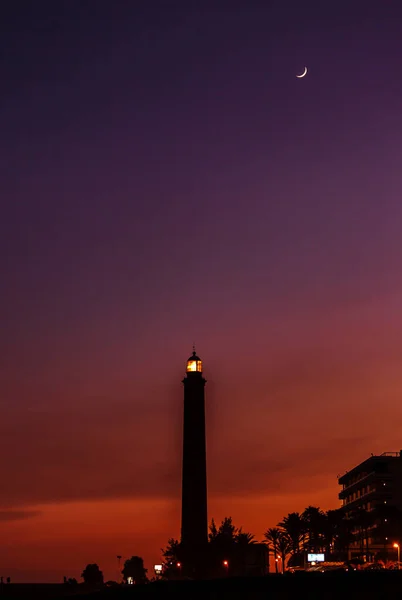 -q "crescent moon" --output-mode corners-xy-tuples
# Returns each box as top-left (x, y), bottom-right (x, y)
(296, 66), (308, 78)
